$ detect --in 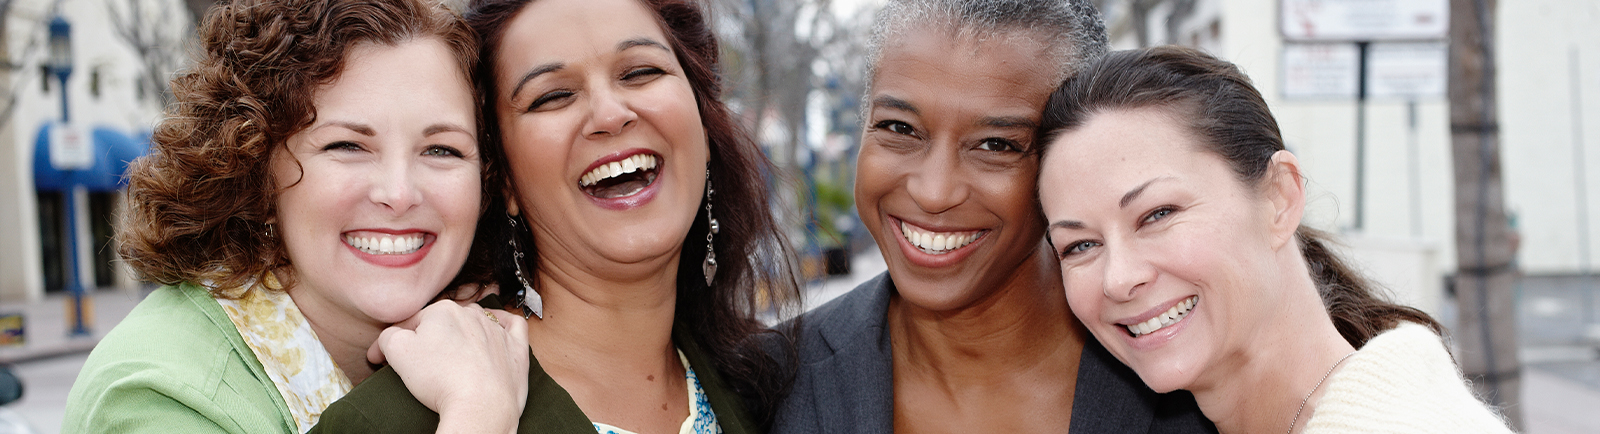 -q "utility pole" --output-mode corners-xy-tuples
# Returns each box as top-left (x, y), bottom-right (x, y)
(1448, 0), (1521, 429)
